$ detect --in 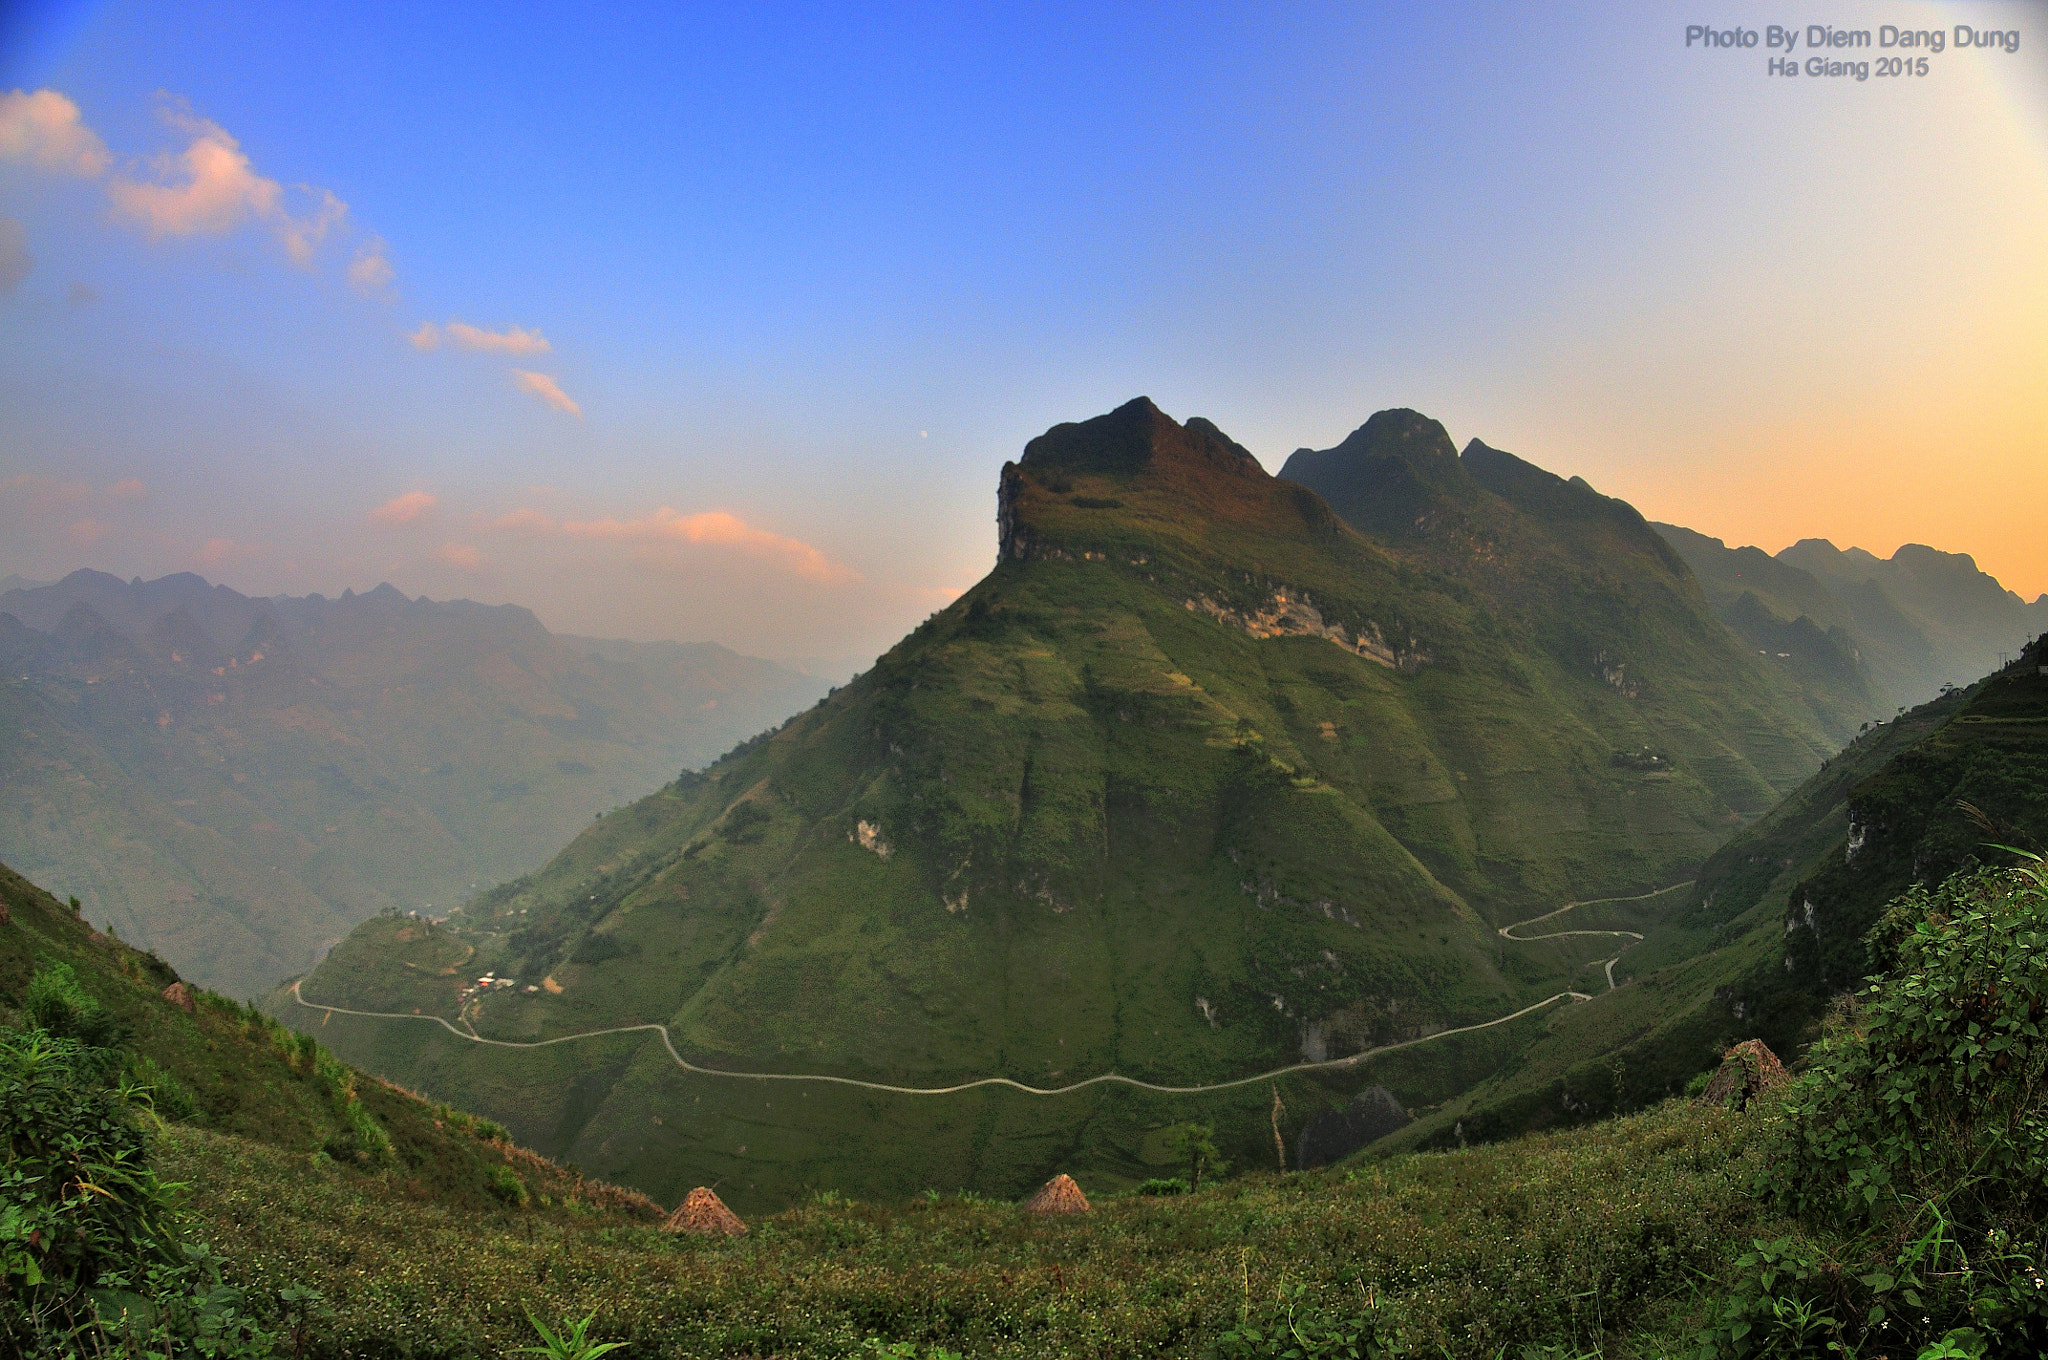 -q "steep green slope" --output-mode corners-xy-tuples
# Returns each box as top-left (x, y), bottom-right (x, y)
(1281, 419), (1867, 748)
(1375, 631), (2048, 1155)
(0, 571), (826, 996)
(0, 855), (664, 1224)
(286, 399), (1842, 1213)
